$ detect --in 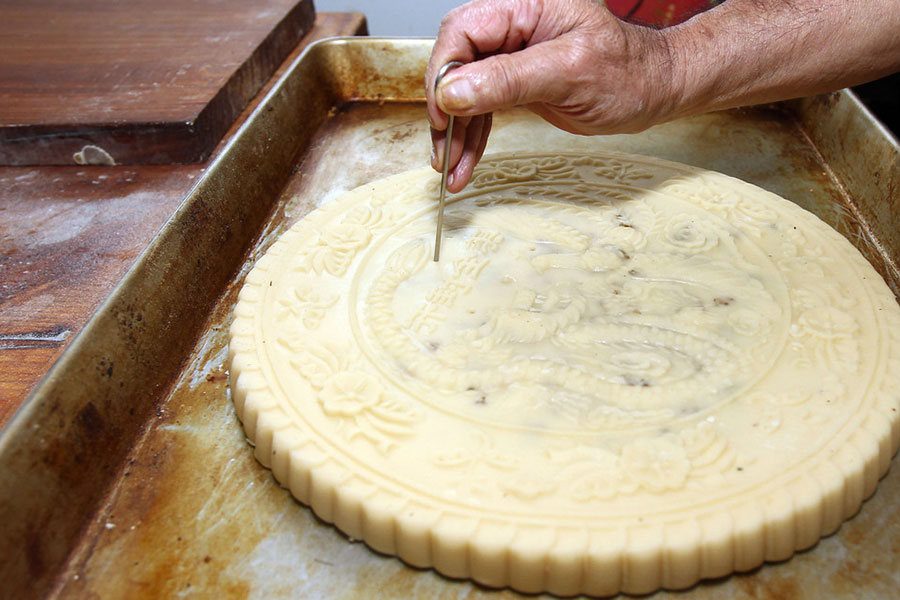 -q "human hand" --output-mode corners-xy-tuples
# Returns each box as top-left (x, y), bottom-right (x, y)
(427, 0), (900, 192)
(425, 0), (677, 192)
